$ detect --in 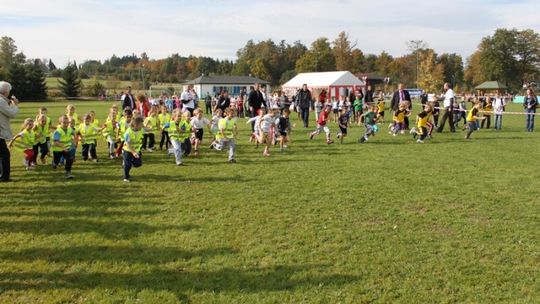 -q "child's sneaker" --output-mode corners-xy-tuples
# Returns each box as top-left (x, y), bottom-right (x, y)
(416, 139), (424, 144)
(123, 178), (130, 183)
(65, 172), (74, 179)
(309, 133), (314, 140)
(326, 140), (334, 145)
